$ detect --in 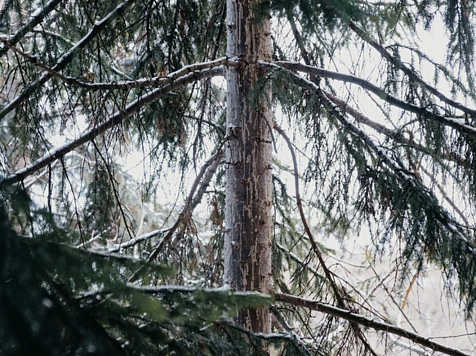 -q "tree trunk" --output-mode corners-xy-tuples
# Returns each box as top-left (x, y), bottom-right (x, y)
(224, 0), (273, 333)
